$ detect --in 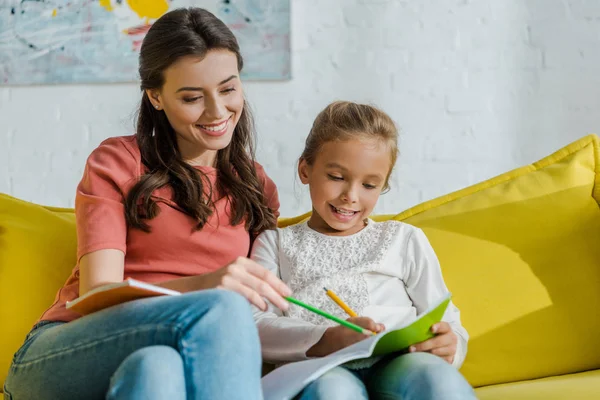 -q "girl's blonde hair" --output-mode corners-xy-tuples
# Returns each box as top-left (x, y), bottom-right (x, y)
(300, 101), (399, 191)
